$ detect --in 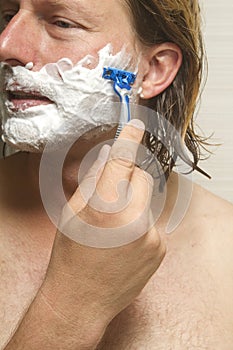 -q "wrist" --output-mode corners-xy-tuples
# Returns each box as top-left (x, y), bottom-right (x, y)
(39, 272), (109, 348)
(37, 280), (109, 350)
